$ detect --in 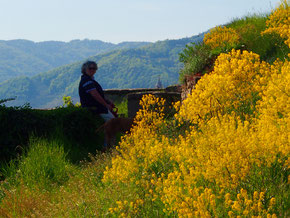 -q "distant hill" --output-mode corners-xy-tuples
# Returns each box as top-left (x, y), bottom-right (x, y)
(0, 39), (150, 82)
(0, 34), (204, 108)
